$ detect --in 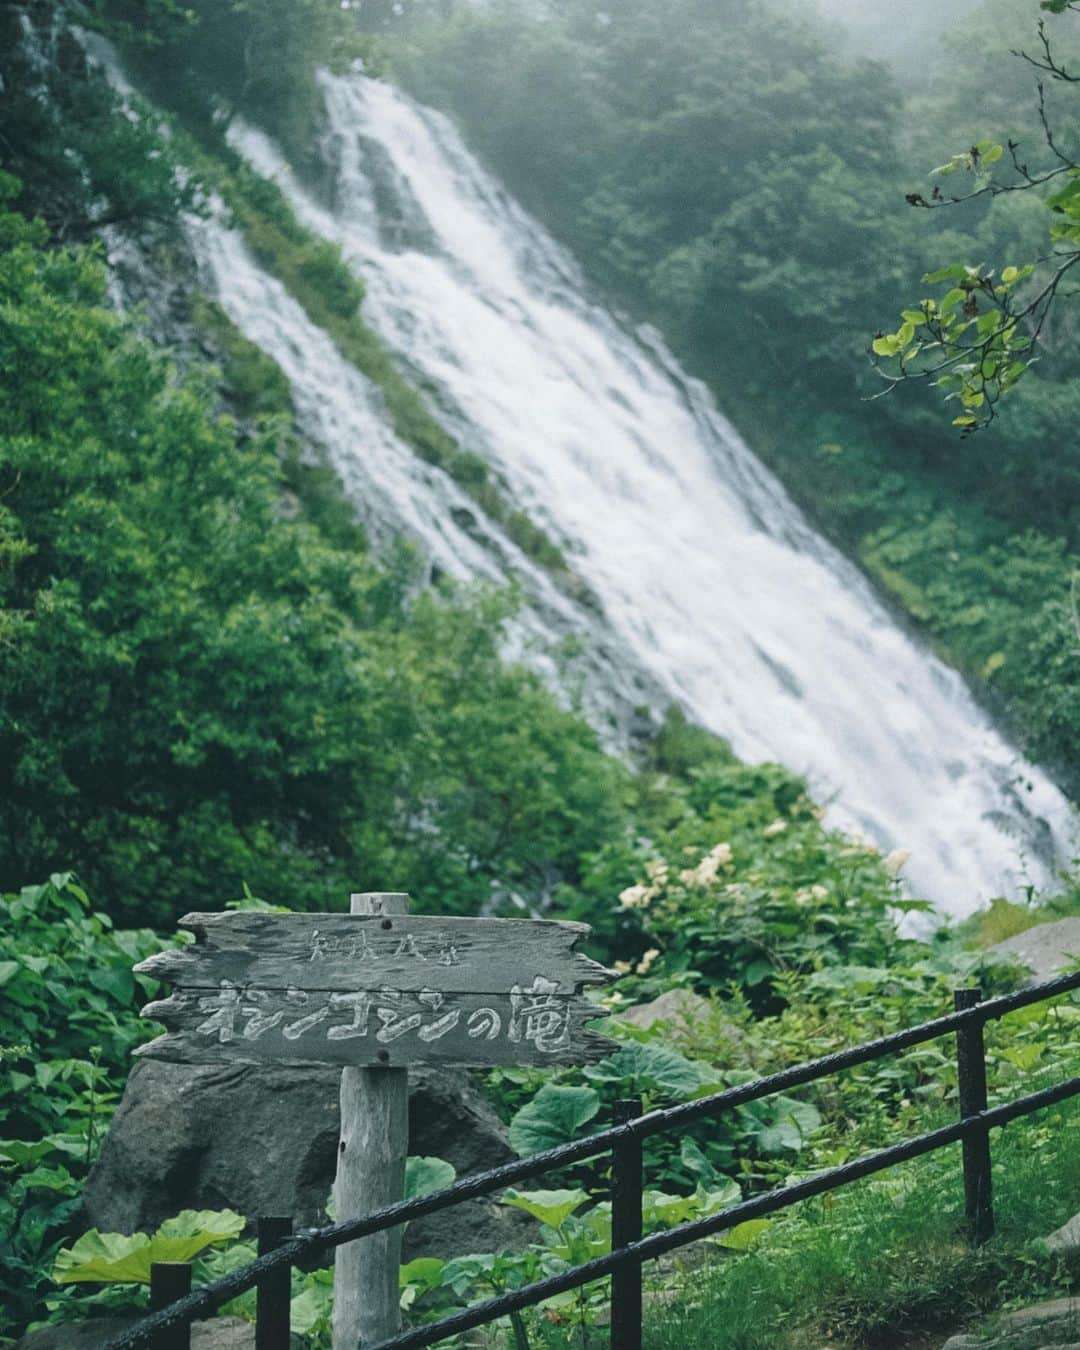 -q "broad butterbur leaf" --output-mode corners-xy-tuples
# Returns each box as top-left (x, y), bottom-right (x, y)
(54, 1210), (245, 1284)
(584, 1042), (705, 1097)
(405, 1156), (456, 1200)
(509, 1084), (599, 1156)
(501, 1187), (589, 1230)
